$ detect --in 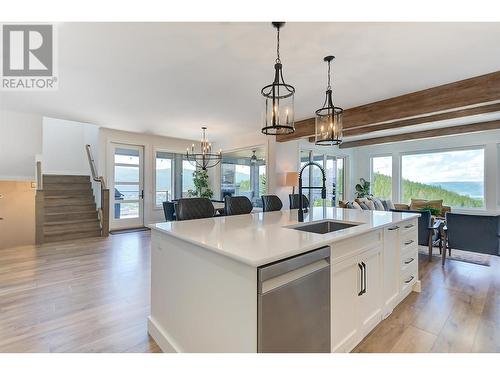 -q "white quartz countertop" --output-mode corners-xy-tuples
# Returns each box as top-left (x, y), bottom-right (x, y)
(149, 207), (419, 267)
